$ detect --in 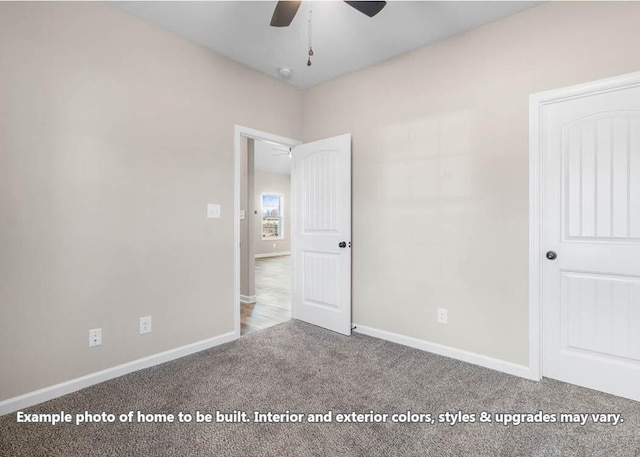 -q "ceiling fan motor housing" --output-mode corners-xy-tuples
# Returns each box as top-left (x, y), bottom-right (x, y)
(270, 1), (386, 27)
